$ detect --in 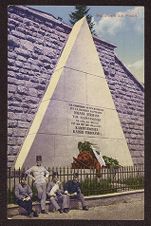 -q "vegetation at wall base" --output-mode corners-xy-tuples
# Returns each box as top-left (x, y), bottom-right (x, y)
(7, 188), (15, 204)
(81, 178), (118, 196)
(119, 176), (144, 189)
